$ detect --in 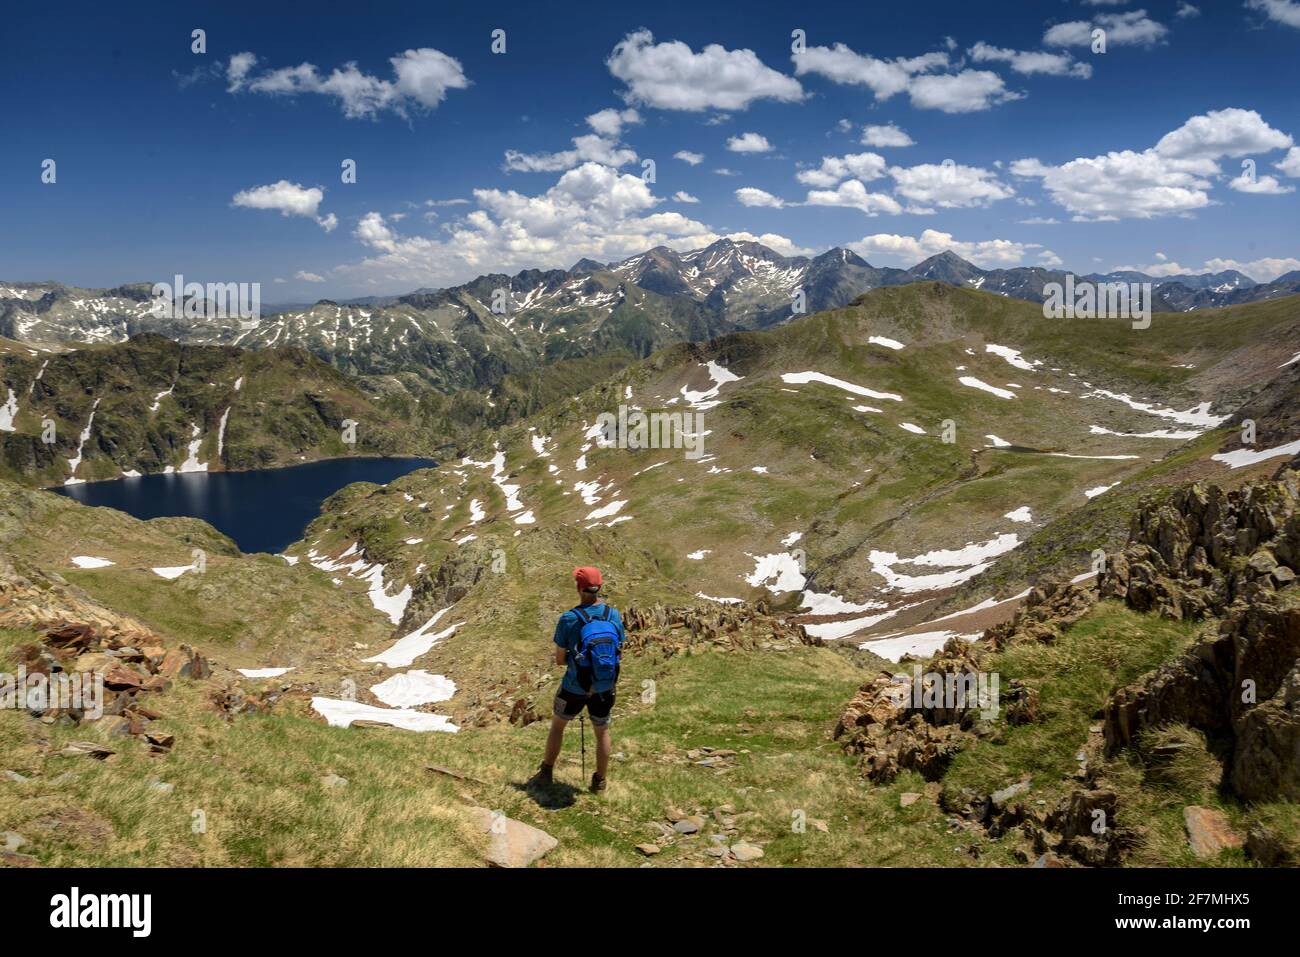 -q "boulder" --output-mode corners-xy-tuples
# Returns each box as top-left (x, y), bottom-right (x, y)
(92, 716), (132, 738)
(1183, 806), (1244, 859)
(467, 807), (558, 868)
